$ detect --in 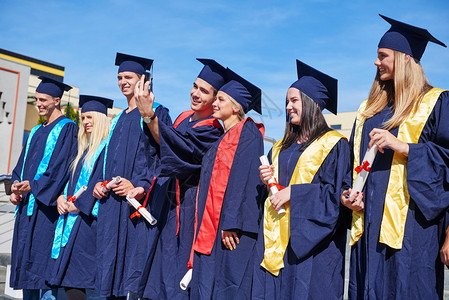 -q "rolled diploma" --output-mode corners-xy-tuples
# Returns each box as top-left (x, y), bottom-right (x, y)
(102, 176), (122, 193)
(126, 195), (157, 225)
(73, 185), (87, 199)
(350, 144), (378, 197)
(180, 268), (193, 290)
(260, 155), (286, 215)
